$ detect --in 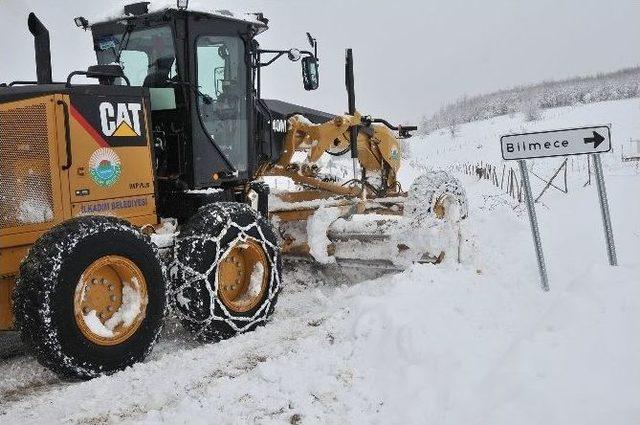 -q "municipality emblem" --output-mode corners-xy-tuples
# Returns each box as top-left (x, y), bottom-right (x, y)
(89, 148), (122, 187)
